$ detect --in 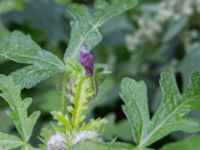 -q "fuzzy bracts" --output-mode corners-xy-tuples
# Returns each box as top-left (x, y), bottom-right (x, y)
(72, 130), (100, 144)
(47, 134), (66, 150)
(47, 131), (101, 149)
